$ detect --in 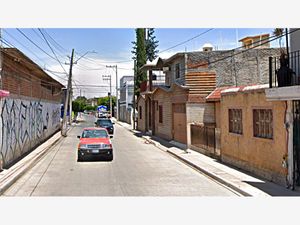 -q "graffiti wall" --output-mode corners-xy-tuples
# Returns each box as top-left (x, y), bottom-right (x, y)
(0, 96), (61, 168)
